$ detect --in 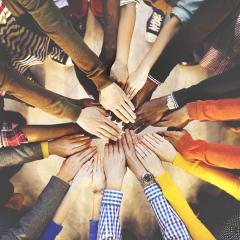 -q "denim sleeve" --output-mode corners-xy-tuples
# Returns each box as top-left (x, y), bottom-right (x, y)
(41, 221), (63, 240)
(89, 220), (99, 240)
